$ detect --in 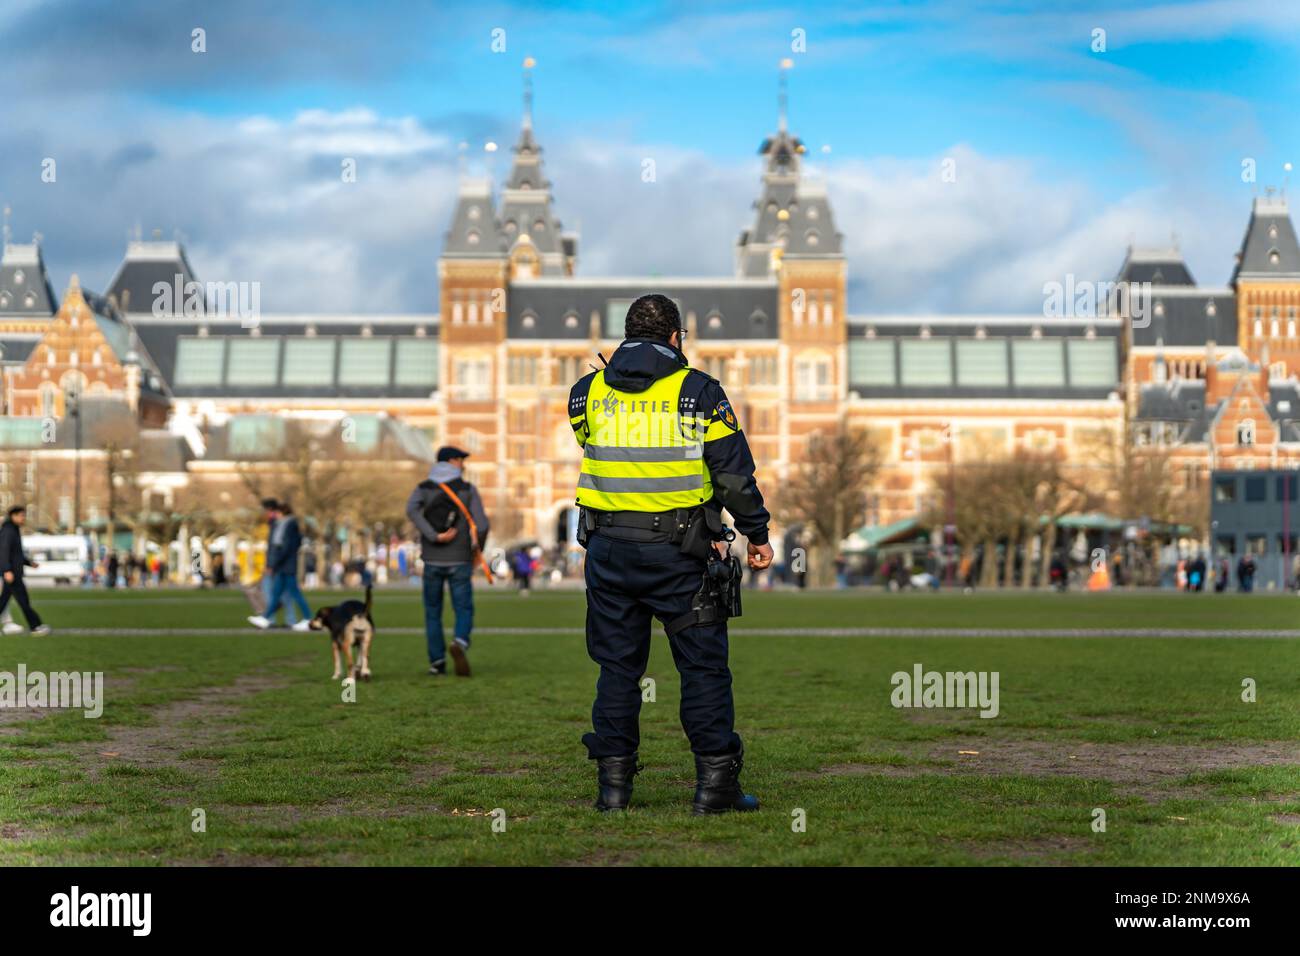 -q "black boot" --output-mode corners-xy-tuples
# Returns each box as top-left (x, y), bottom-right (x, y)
(594, 754), (641, 811)
(692, 746), (760, 814)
